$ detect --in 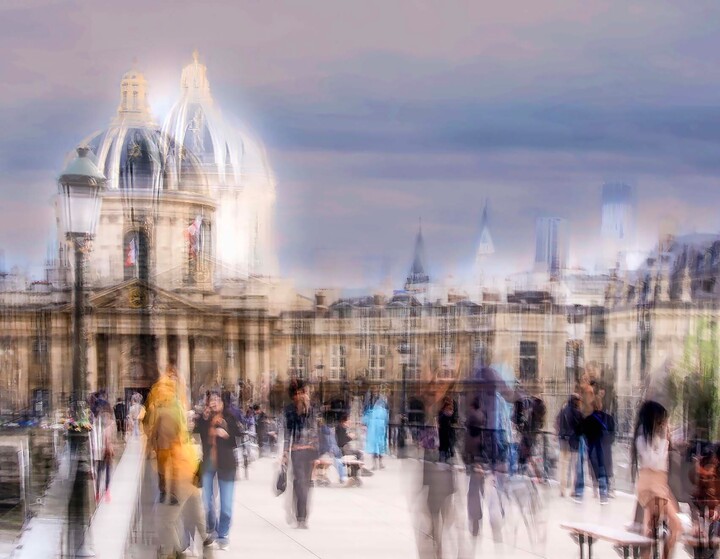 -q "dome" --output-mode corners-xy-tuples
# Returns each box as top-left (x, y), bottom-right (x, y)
(66, 66), (208, 194)
(78, 126), (206, 193)
(161, 51), (276, 195)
